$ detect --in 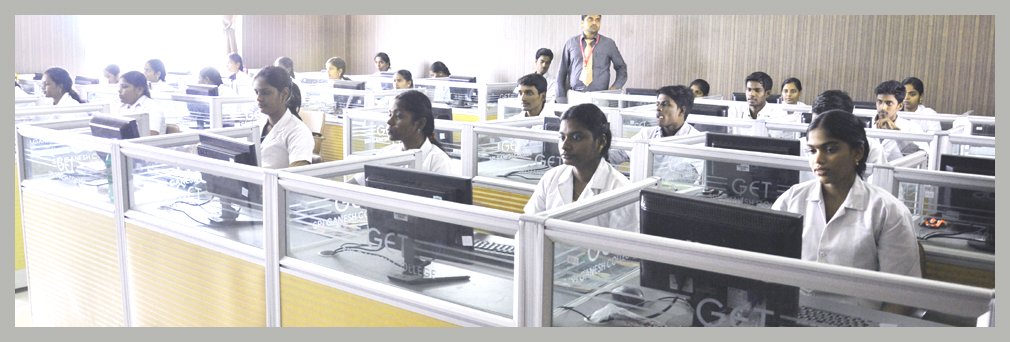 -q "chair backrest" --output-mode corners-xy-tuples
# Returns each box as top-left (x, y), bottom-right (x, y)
(300, 110), (325, 134)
